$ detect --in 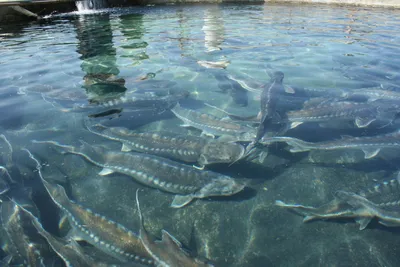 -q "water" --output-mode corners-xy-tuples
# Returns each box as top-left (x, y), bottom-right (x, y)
(1, 3), (400, 266)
